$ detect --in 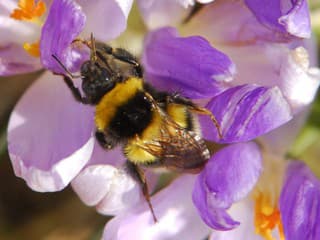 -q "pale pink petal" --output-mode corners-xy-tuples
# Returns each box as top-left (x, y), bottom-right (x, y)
(0, 0), (40, 45)
(0, 43), (42, 75)
(183, 0), (309, 44)
(7, 72), (95, 191)
(72, 164), (141, 215)
(183, 1), (279, 44)
(209, 199), (260, 240)
(103, 175), (210, 240)
(197, 0), (215, 3)
(260, 108), (311, 155)
(78, 0), (134, 40)
(137, 0), (191, 29)
(85, 143), (125, 166)
(222, 44), (320, 114)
